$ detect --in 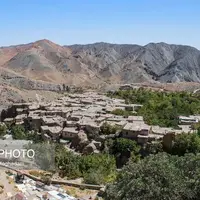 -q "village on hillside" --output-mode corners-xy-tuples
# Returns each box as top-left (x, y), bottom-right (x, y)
(1, 91), (197, 150)
(0, 90), (200, 200)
